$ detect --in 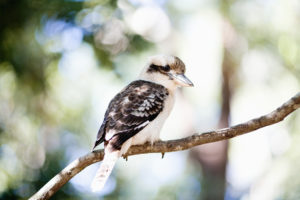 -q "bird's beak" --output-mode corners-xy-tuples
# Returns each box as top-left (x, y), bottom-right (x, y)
(169, 73), (194, 87)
